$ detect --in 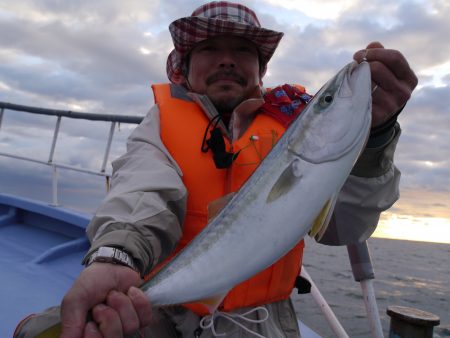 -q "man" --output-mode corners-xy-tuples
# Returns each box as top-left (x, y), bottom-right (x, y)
(15, 1), (417, 337)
